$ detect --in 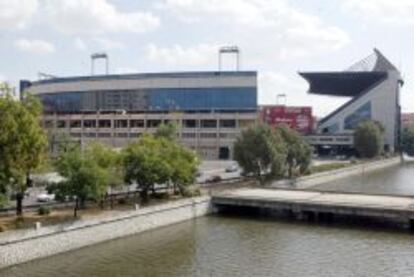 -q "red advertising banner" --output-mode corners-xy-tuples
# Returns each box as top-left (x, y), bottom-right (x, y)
(261, 105), (314, 134)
